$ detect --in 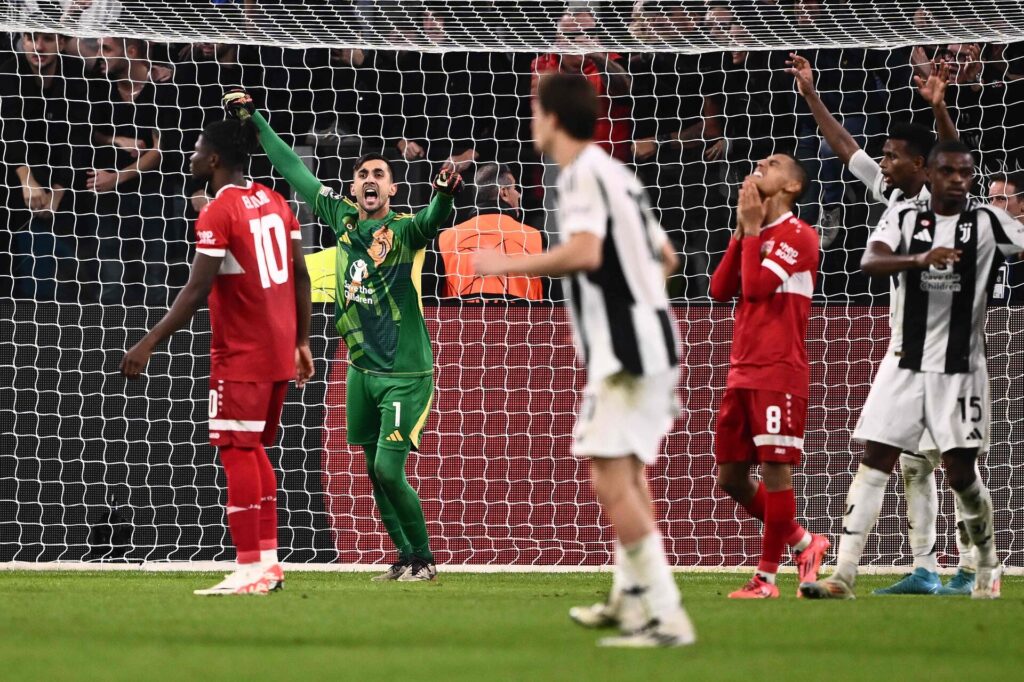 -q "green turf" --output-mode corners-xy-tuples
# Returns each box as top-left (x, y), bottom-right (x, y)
(0, 571), (1021, 681)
